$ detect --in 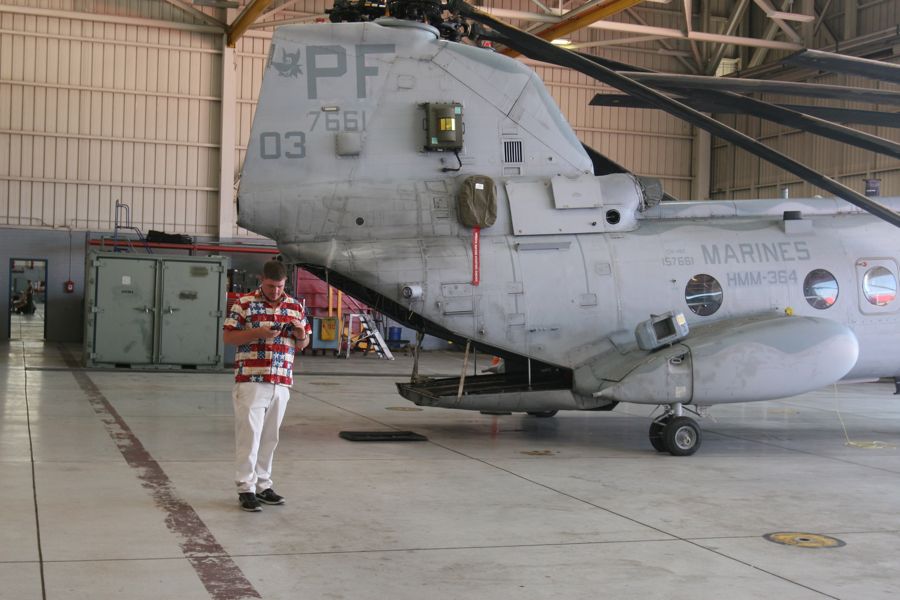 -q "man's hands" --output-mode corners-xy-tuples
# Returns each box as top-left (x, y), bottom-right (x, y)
(290, 319), (308, 340)
(223, 325), (279, 346)
(223, 320), (309, 346)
